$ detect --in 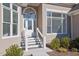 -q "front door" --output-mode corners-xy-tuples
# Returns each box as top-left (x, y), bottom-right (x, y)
(24, 8), (36, 37)
(25, 18), (34, 37)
